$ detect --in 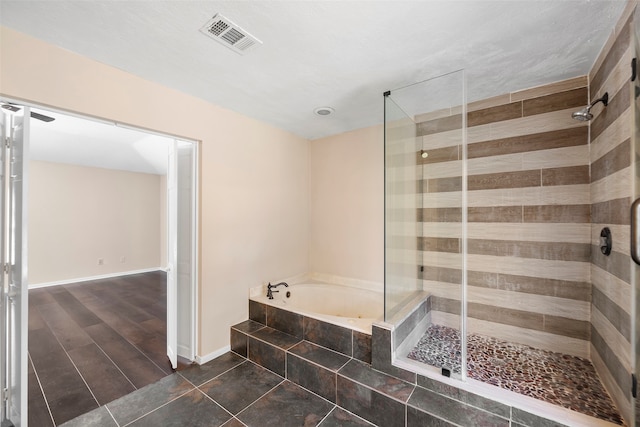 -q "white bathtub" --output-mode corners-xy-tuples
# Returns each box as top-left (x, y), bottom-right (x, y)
(250, 283), (383, 334)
